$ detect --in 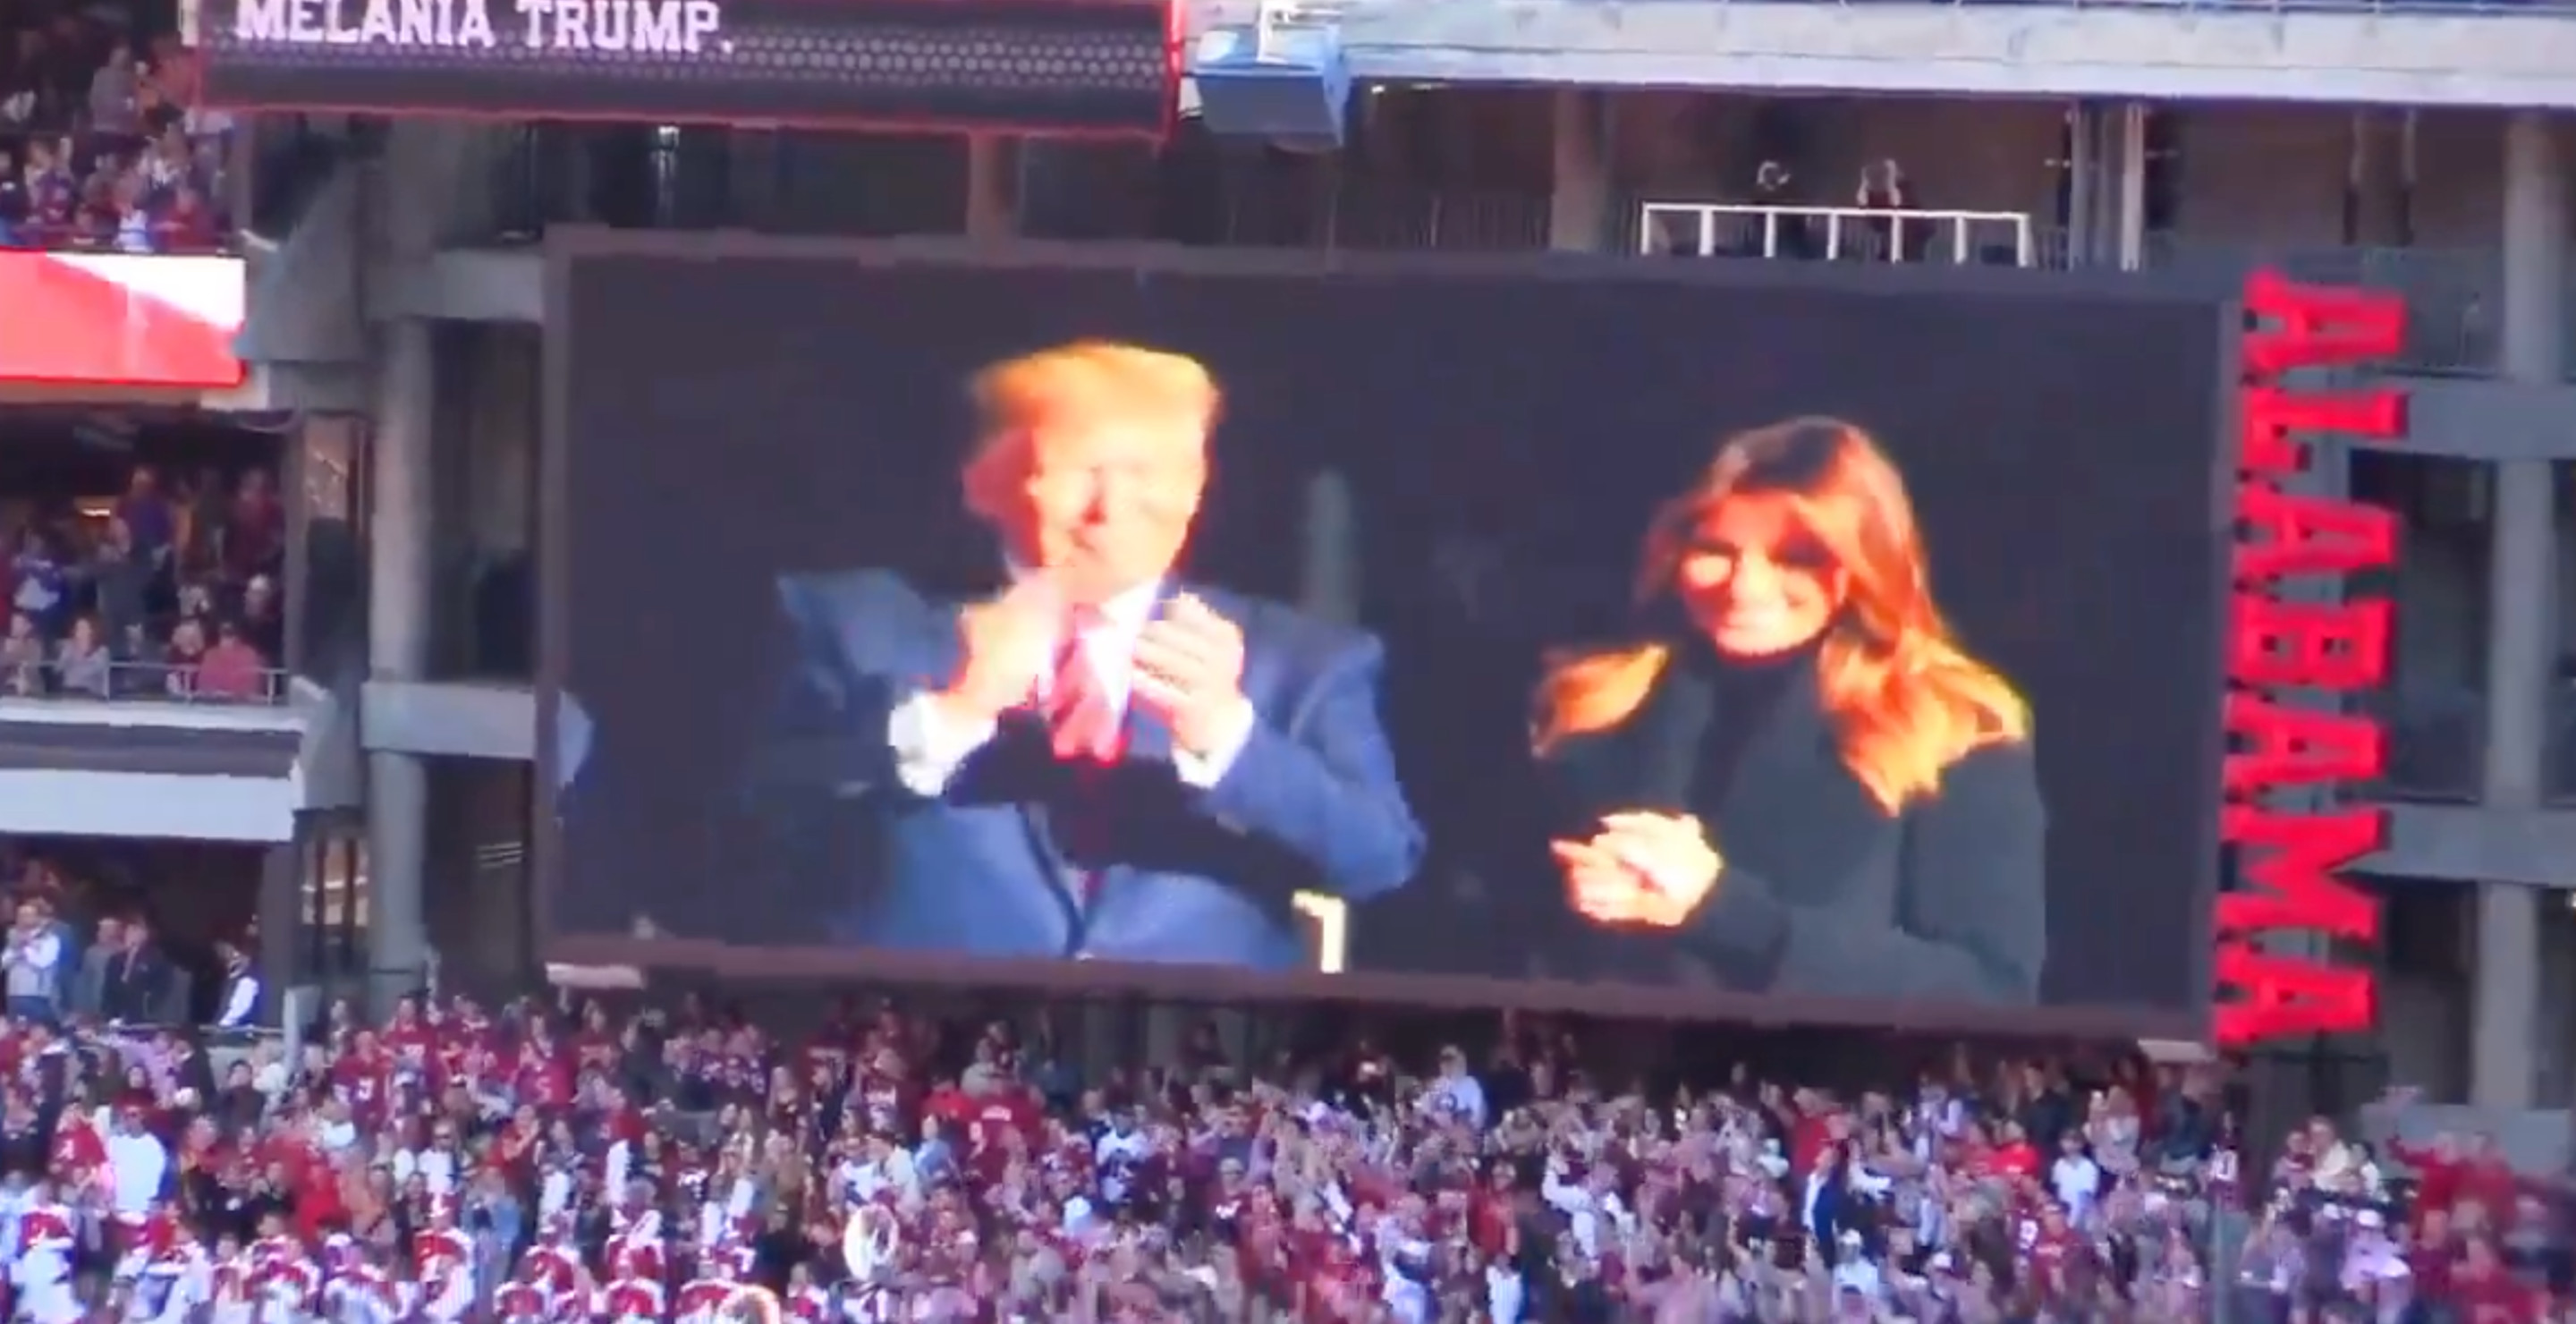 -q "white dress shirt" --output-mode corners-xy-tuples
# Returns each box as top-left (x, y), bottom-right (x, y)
(2050, 1152), (2101, 1222)
(1093, 1127), (1155, 1203)
(106, 1130), (168, 1219)
(216, 972), (261, 1028)
(3, 929), (59, 1001)
(1424, 1073), (1488, 1131)
(889, 573), (1253, 794)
